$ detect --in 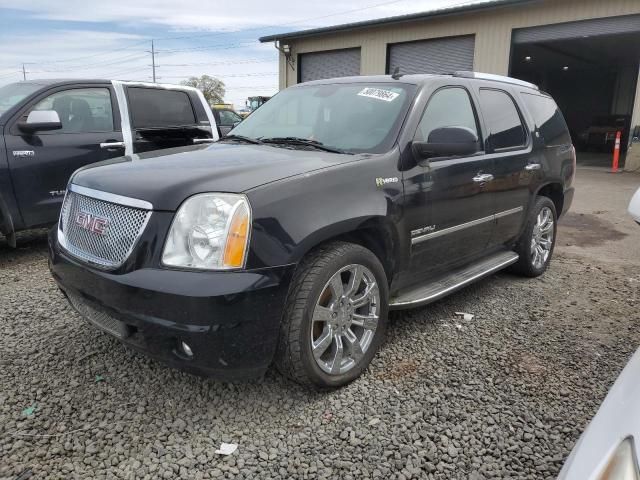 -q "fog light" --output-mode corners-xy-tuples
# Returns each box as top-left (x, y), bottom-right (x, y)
(180, 341), (193, 358)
